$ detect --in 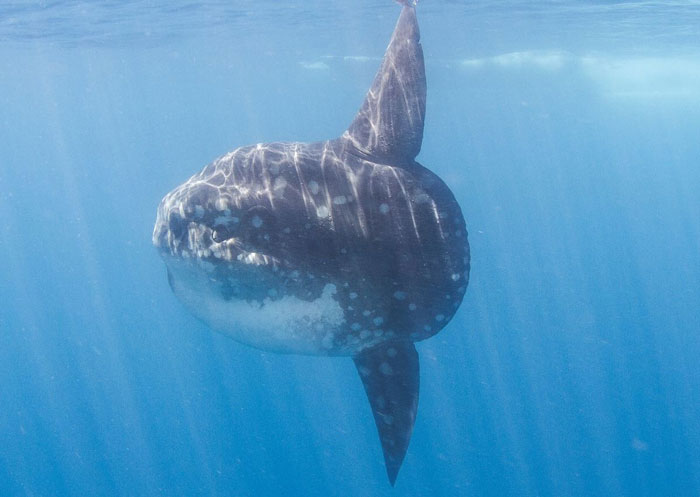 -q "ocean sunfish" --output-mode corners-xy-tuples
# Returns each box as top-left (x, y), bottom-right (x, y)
(153, 2), (469, 485)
